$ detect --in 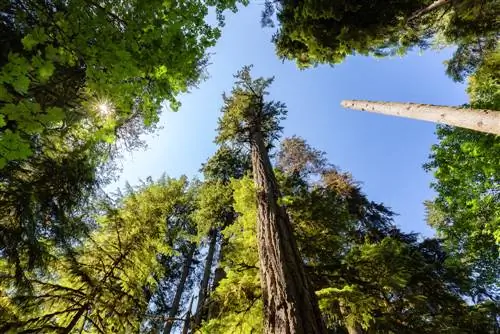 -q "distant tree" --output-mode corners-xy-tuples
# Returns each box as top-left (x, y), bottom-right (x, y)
(199, 176), (263, 333)
(191, 145), (251, 329)
(215, 66), (327, 333)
